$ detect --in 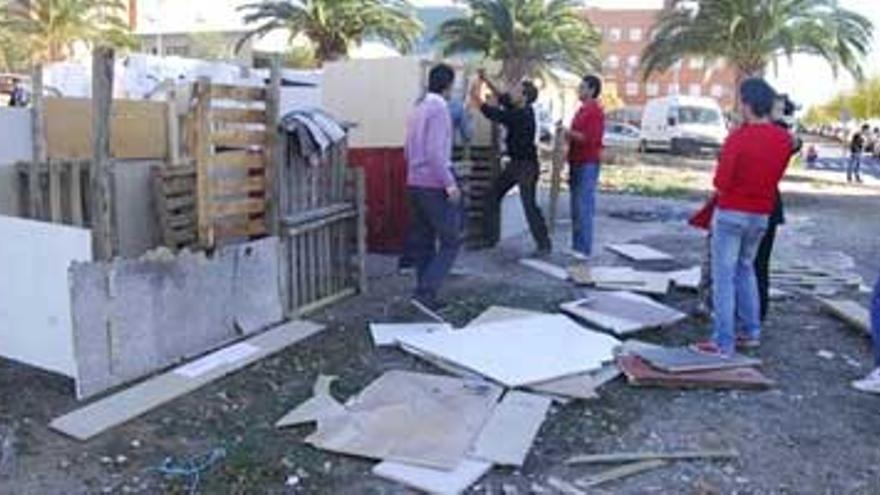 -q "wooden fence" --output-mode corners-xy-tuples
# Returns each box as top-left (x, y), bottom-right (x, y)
(453, 144), (501, 249)
(15, 160), (91, 227)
